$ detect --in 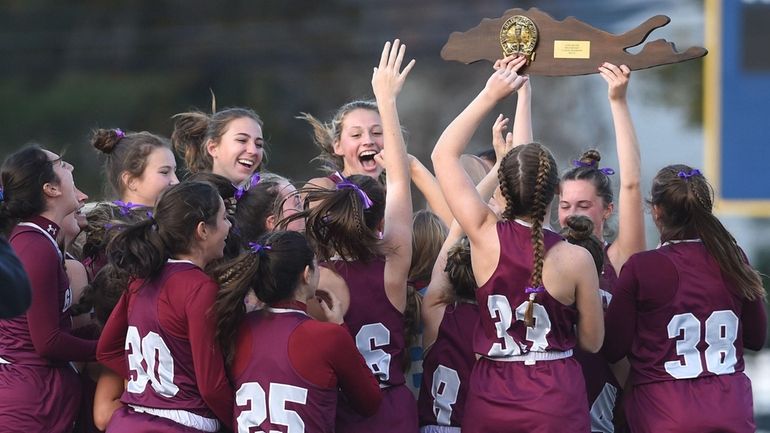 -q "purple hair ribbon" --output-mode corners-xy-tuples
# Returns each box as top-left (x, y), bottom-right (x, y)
(336, 179), (373, 210)
(234, 173), (261, 201)
(525, 286), (545, 294)
(0, 187), (4, 202)
(677, 169), (702, 180)
(113, 200), (140, 216)
(114, 128), (125, 139)
(572, 160), (615, 176)
(248, 242), (271, 255)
